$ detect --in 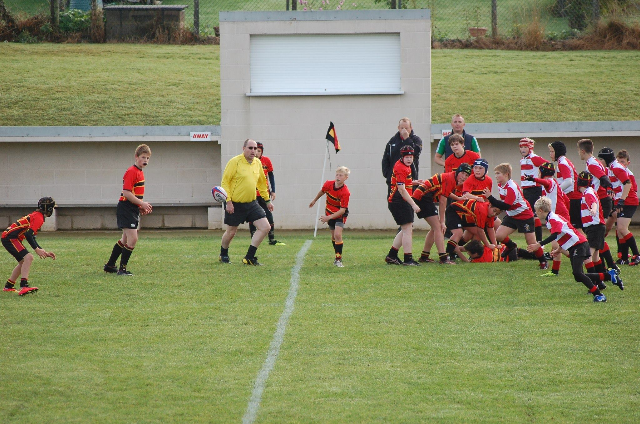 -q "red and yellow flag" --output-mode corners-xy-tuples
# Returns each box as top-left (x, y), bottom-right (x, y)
(326, 121), (340, 153)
